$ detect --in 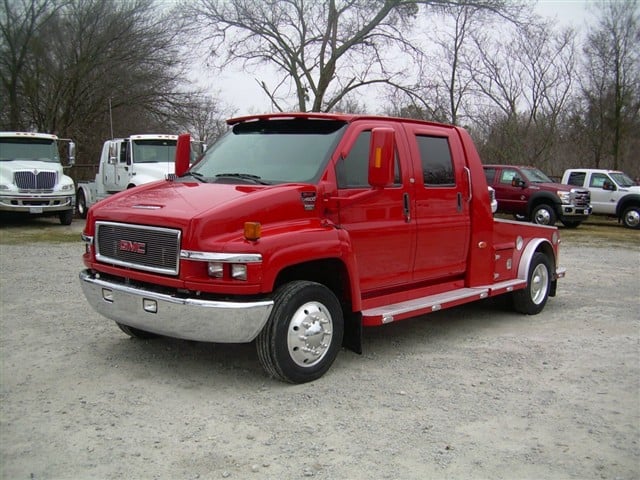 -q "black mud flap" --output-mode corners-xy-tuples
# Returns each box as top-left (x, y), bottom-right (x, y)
(342, 311), (362, 354)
